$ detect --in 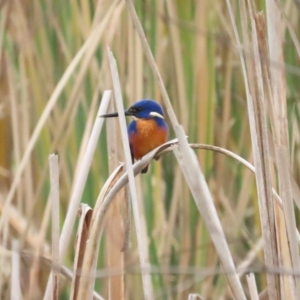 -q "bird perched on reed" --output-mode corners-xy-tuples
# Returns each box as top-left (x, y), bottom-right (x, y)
(101, 99), (169, 173)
